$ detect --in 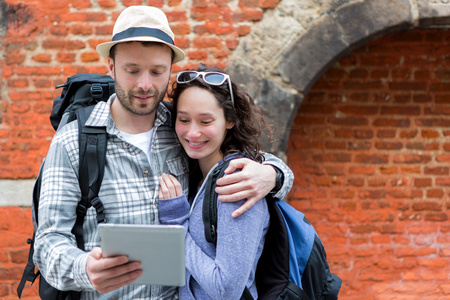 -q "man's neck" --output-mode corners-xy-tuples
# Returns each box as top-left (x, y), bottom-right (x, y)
(110, 98), (156, 134)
